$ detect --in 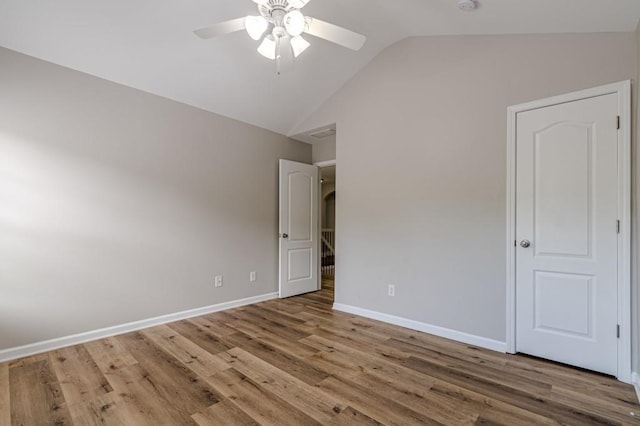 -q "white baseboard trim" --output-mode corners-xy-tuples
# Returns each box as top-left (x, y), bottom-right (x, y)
(632, 372), (640, 404)
(333, 303), (507, 353)
(0, 292), (278, 363)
